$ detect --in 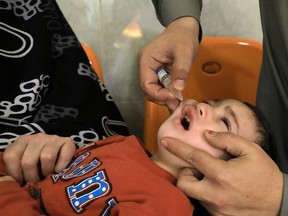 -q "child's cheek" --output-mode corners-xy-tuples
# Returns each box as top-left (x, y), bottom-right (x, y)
(157, 124), (175, 140)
